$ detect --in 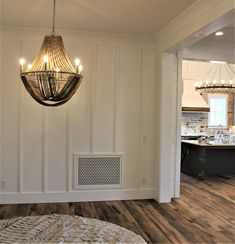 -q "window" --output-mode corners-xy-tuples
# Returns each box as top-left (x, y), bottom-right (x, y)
(208, 94), (228, 128)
